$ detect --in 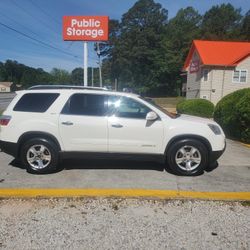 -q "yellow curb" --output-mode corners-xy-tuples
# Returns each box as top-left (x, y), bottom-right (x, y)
(0, 189), (249, 201)
(241, 143), (250, 148)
